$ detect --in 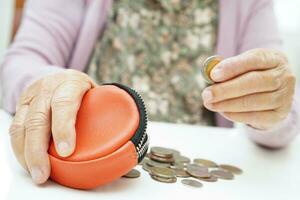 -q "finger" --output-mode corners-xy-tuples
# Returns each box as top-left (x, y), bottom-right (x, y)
(24, 95), (51, 184)
(64, 69), (98, 87)
(221, 108), (289, 130)
(16, 79), (42, 110)
(211, 49), (287, 82)
(9, 105), (29, 170)
(51, 79), (92, 157)
(204, 90), (286, 112)
(202, 68), (284, 103)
